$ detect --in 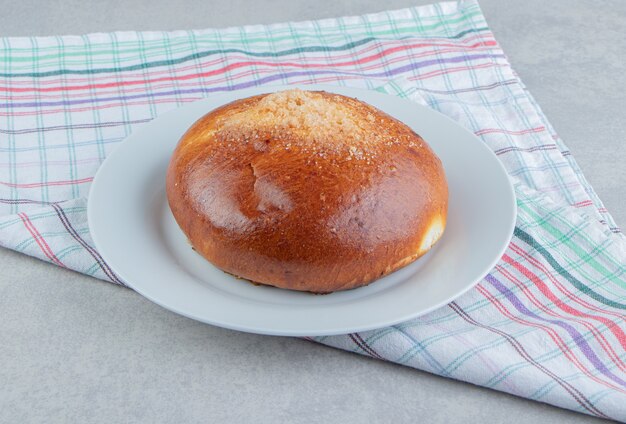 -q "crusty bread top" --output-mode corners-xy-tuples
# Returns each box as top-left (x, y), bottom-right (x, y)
(208, 89), (422, 162)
